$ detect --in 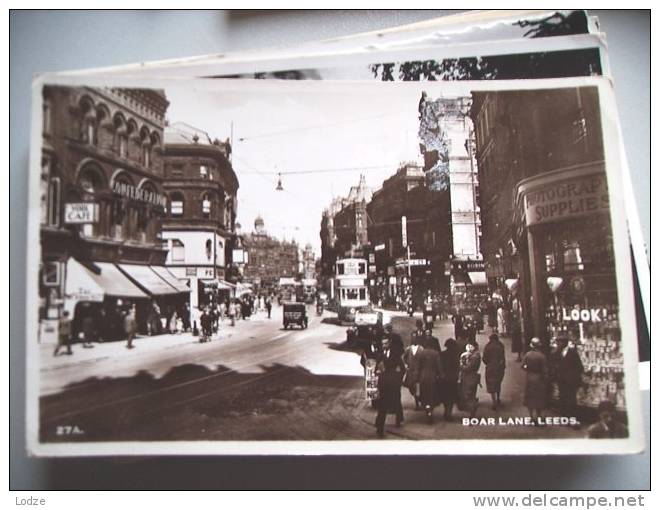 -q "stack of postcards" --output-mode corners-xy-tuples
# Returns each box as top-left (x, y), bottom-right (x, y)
(28, 10), (648, 456)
